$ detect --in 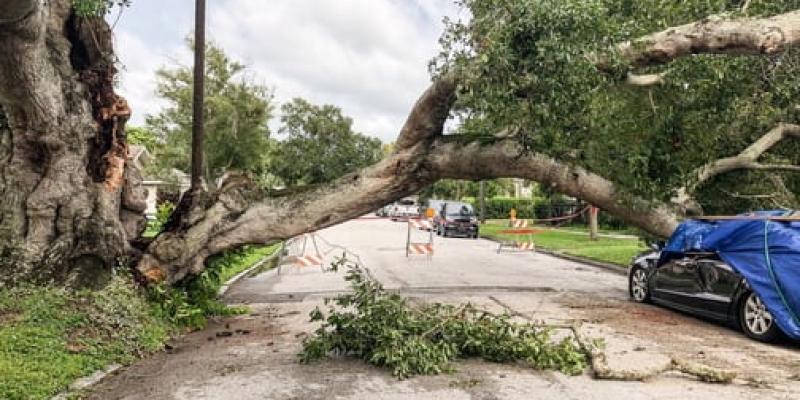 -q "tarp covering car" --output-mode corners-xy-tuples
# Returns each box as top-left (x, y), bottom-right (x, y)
(659, 210), (800, 339)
